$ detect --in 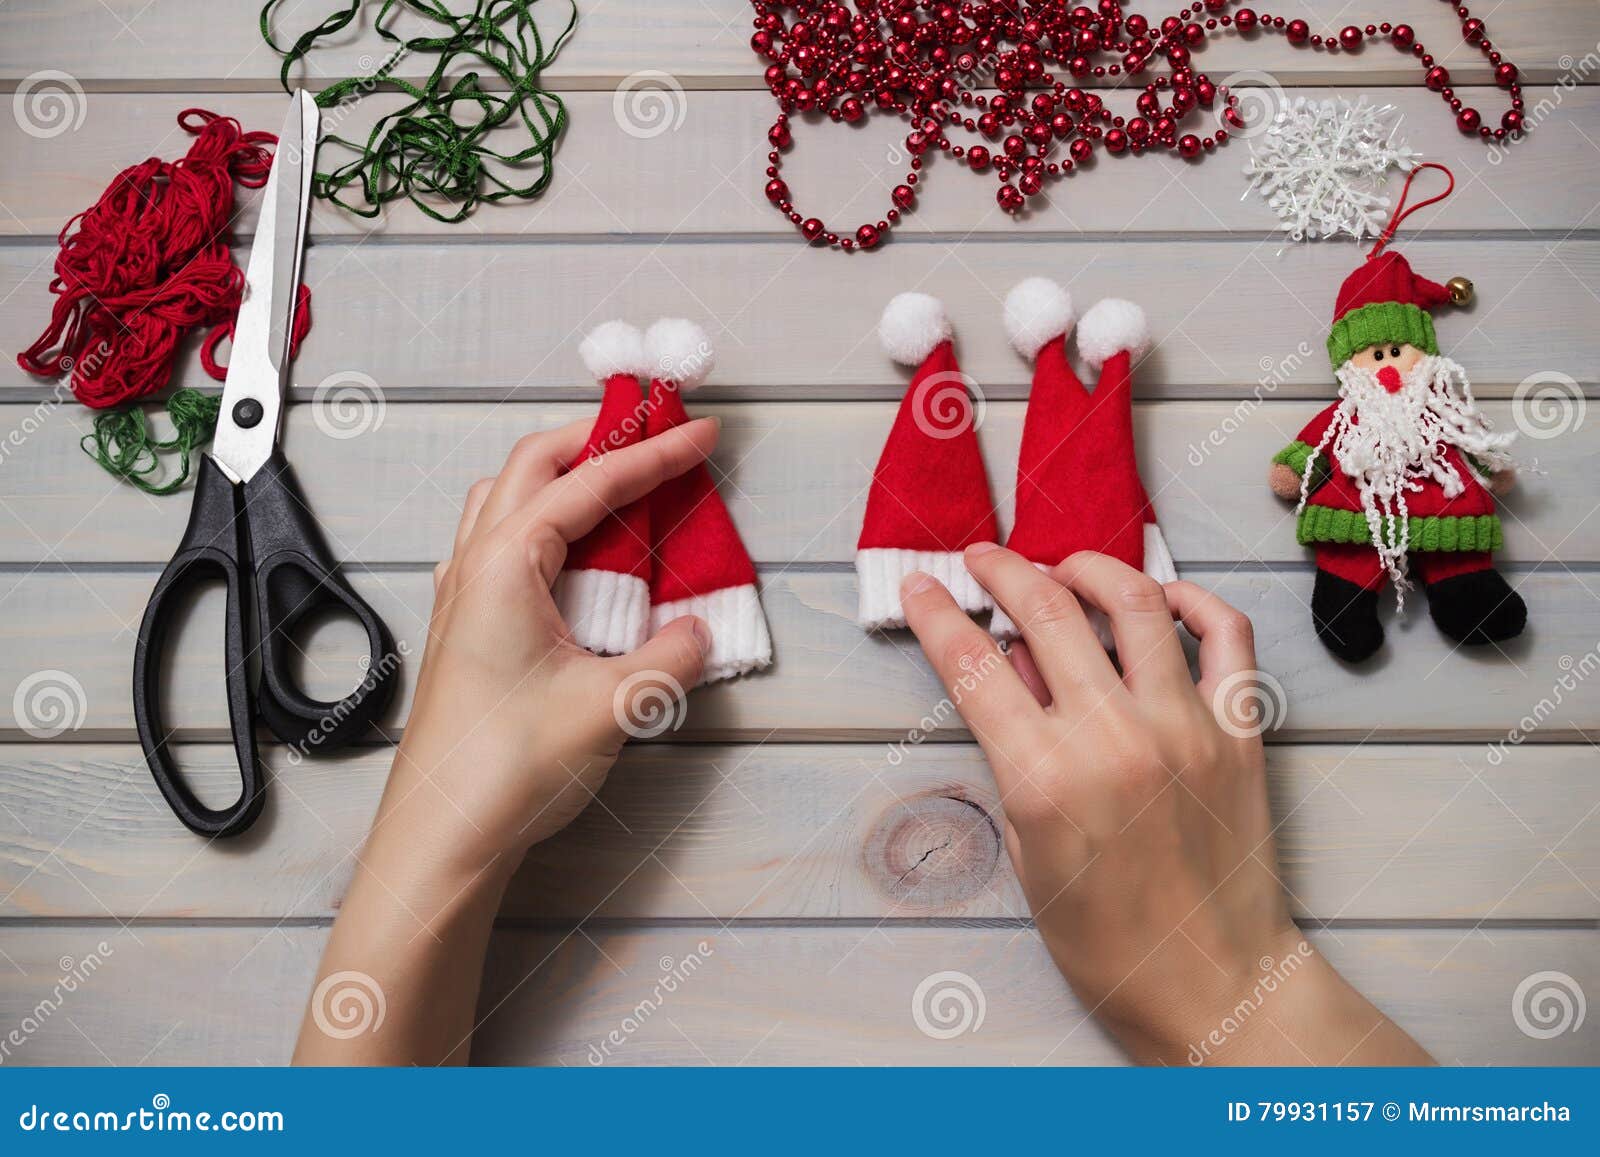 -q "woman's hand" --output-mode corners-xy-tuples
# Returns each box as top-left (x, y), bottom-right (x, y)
(384, 414), (718, 875)
(900, 545), (1432, 1066)
(295, 415), (717, 1065)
